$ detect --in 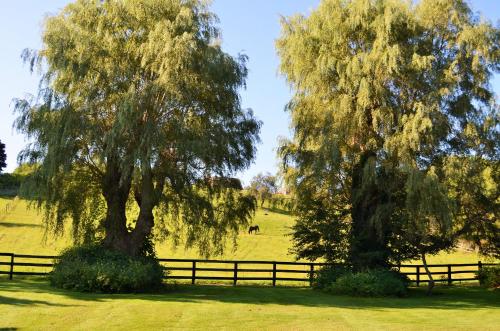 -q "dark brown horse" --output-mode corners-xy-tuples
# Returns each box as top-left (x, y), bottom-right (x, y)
(248, 225), (260, 234)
